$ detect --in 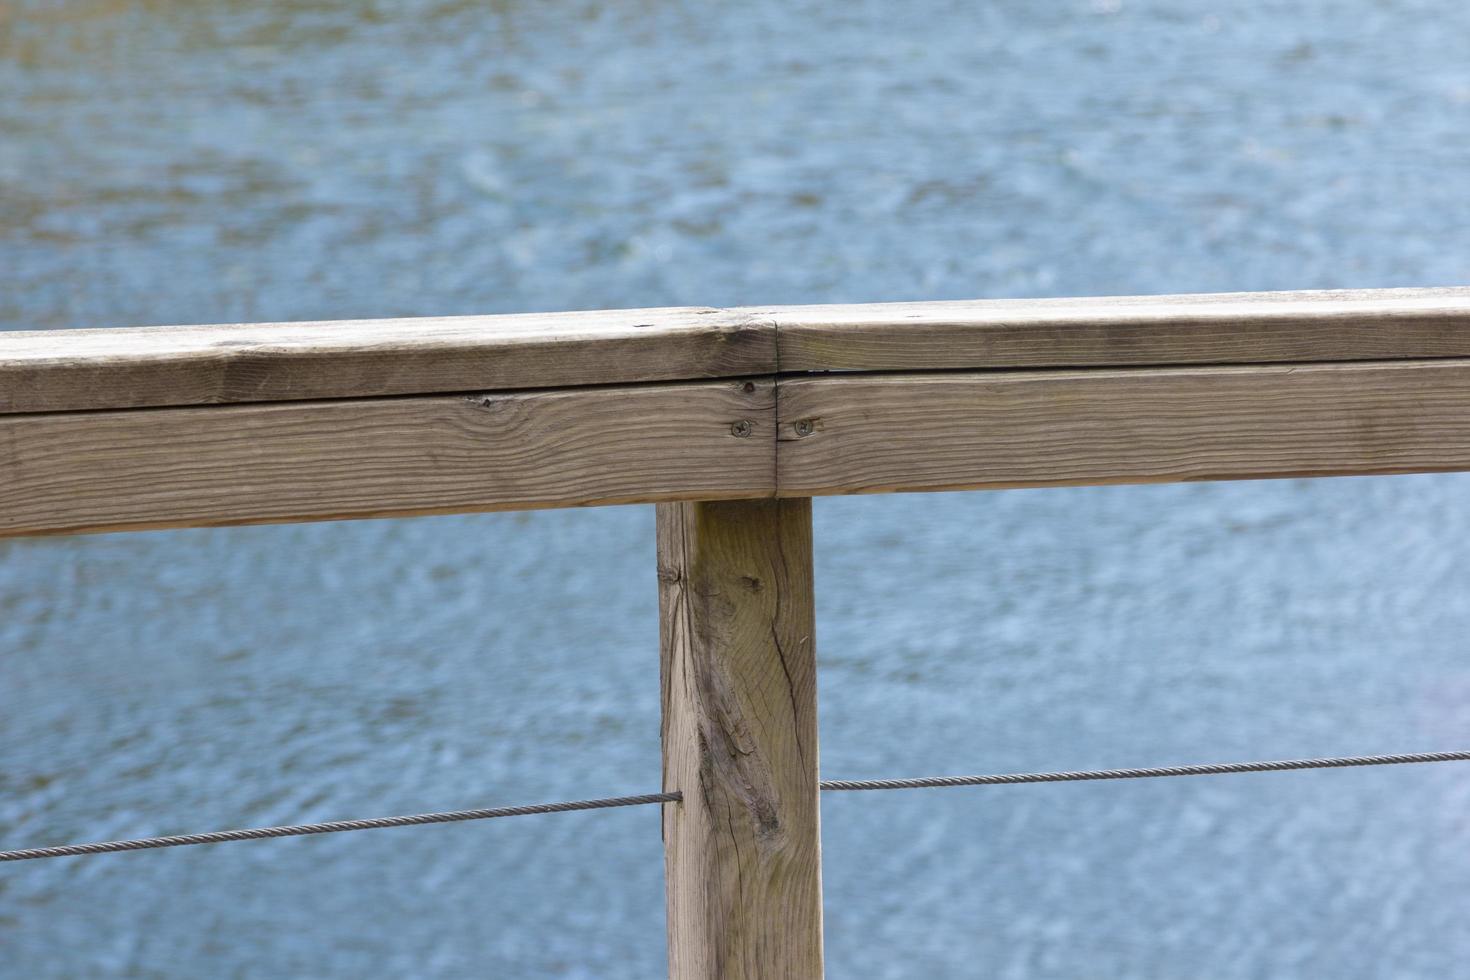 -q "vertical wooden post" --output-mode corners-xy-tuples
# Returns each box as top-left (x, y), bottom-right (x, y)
(656, 498), (824, 979)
